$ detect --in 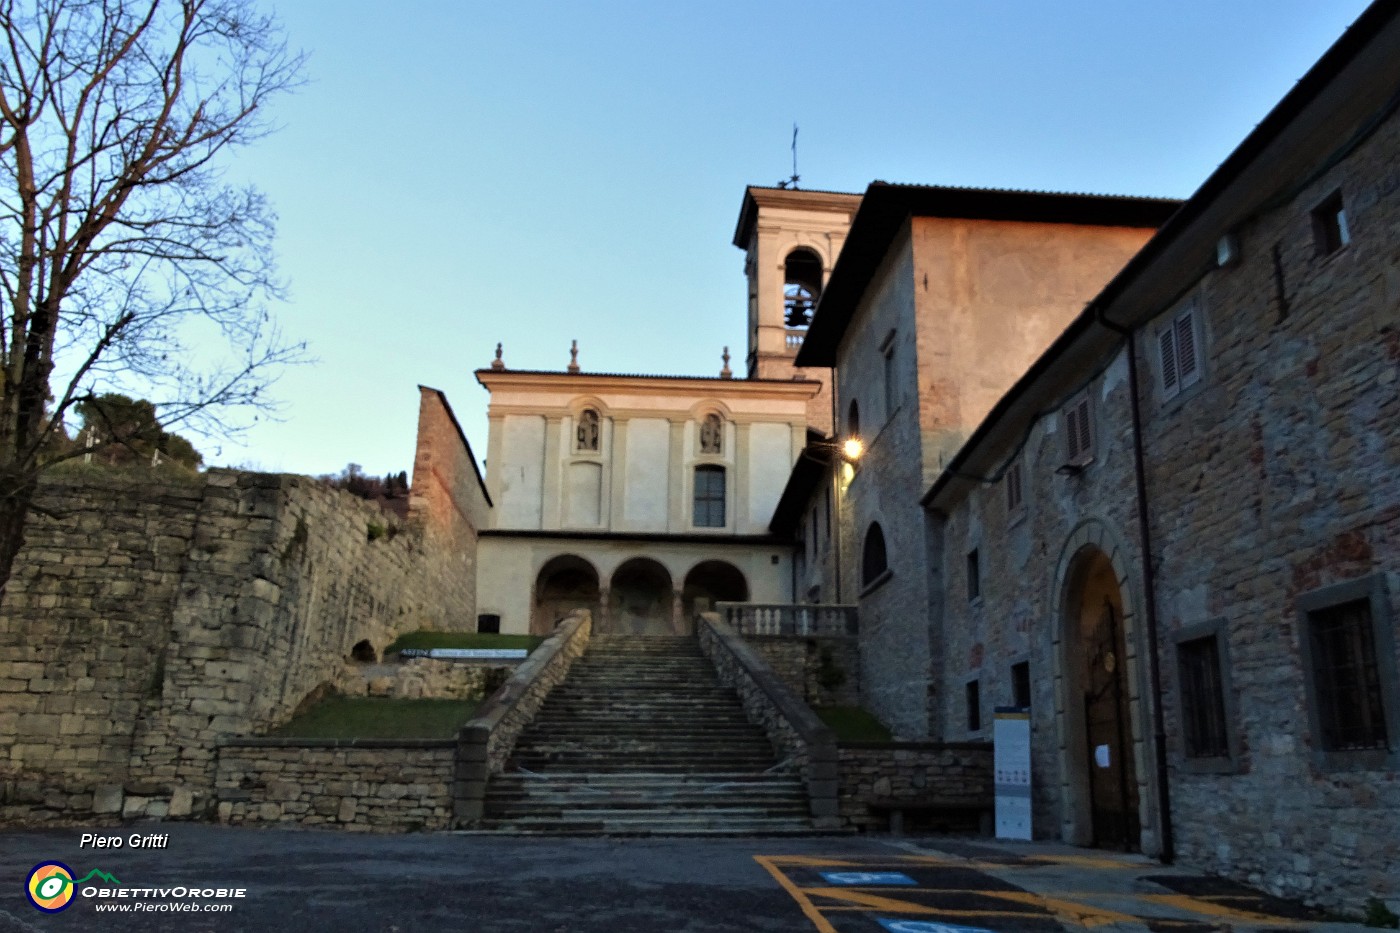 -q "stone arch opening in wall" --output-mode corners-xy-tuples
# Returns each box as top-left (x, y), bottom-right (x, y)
(784, 248), (824, 328)
(1052, 524), (1154, 854)
(350, 640), (377, 663)
(533, 554), (601, 636)
(682, 560), (748, 626)
(608, 558), (676, 637)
